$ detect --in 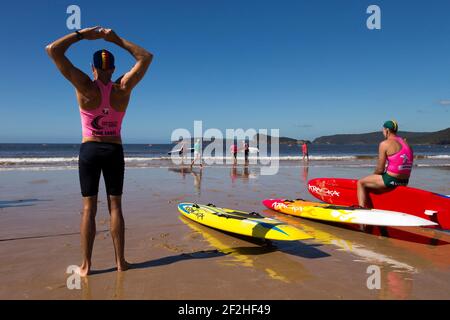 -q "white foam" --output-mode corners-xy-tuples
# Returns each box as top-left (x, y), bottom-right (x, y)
(425, 155), (450, 159)
(416, 164), (450, 167)
(0, 153), (448, 167)
(0, 157), (78, 163)
(0, 166), (78, 172)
